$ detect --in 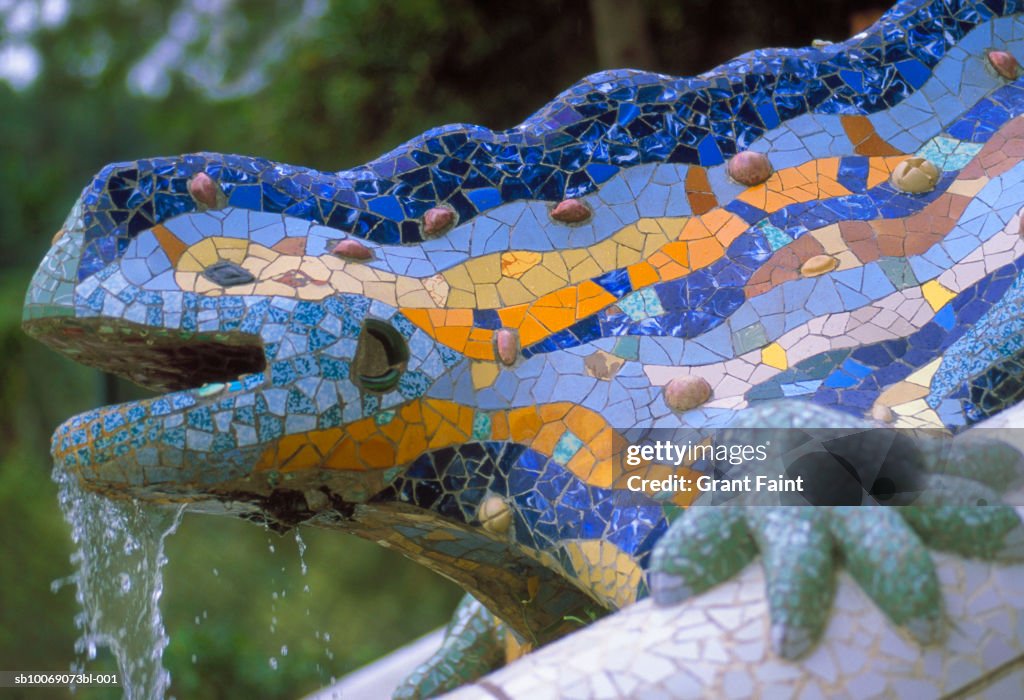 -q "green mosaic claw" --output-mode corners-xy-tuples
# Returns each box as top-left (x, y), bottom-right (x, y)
(647, 508), (756, 605)
(393, 594), (507, 700)
(905, 504), (1024, 561)
(748, 508), (835, 659)
(650, 401), (1024, 661)
(918, 437), (1024, 490)
(828, 507), (942, 644)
